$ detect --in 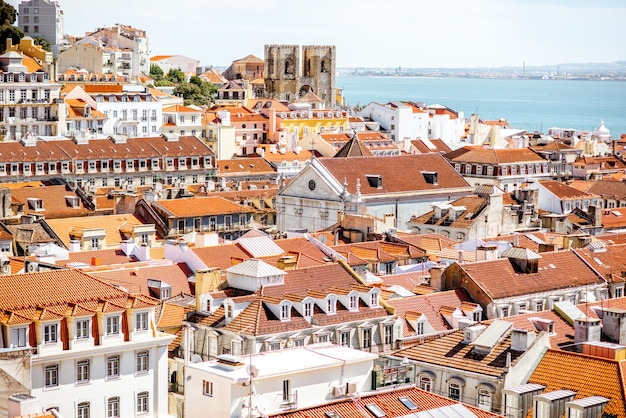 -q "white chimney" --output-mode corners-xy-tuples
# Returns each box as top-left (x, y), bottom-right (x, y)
(574, 318), (602, 351)
(121, 238), (135, 256)
(135, 243), (150, 261)
(8, 395), (40, 418)
(69, 239), (81, 252)
(511, 328), (536, 352)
